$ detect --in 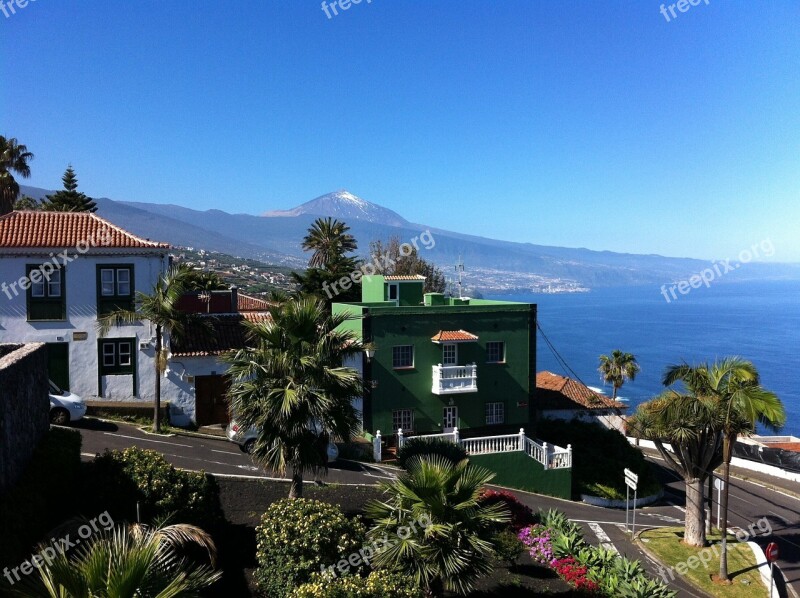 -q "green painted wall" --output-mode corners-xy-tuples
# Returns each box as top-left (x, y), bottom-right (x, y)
(395, 281), (424, 306)
(361, 276), (386, 303)
(366, 304), (536, 435)
(470, 451), (572, 500)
